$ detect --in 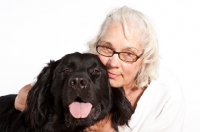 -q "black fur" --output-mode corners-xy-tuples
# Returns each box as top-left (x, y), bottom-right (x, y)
(0, 52), (134, 132)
